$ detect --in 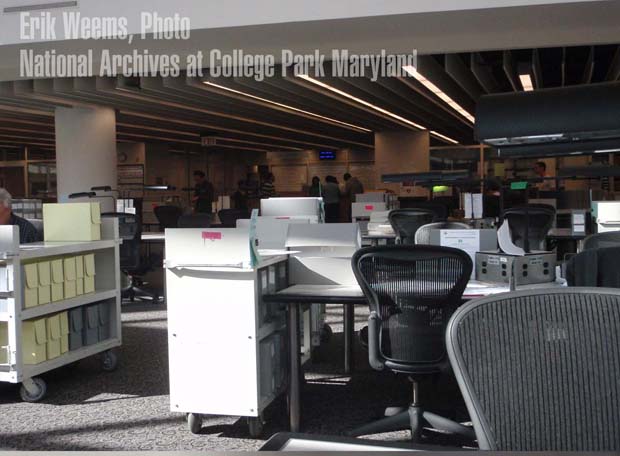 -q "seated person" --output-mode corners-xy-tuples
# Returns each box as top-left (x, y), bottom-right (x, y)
(0, 188), (41, 244)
